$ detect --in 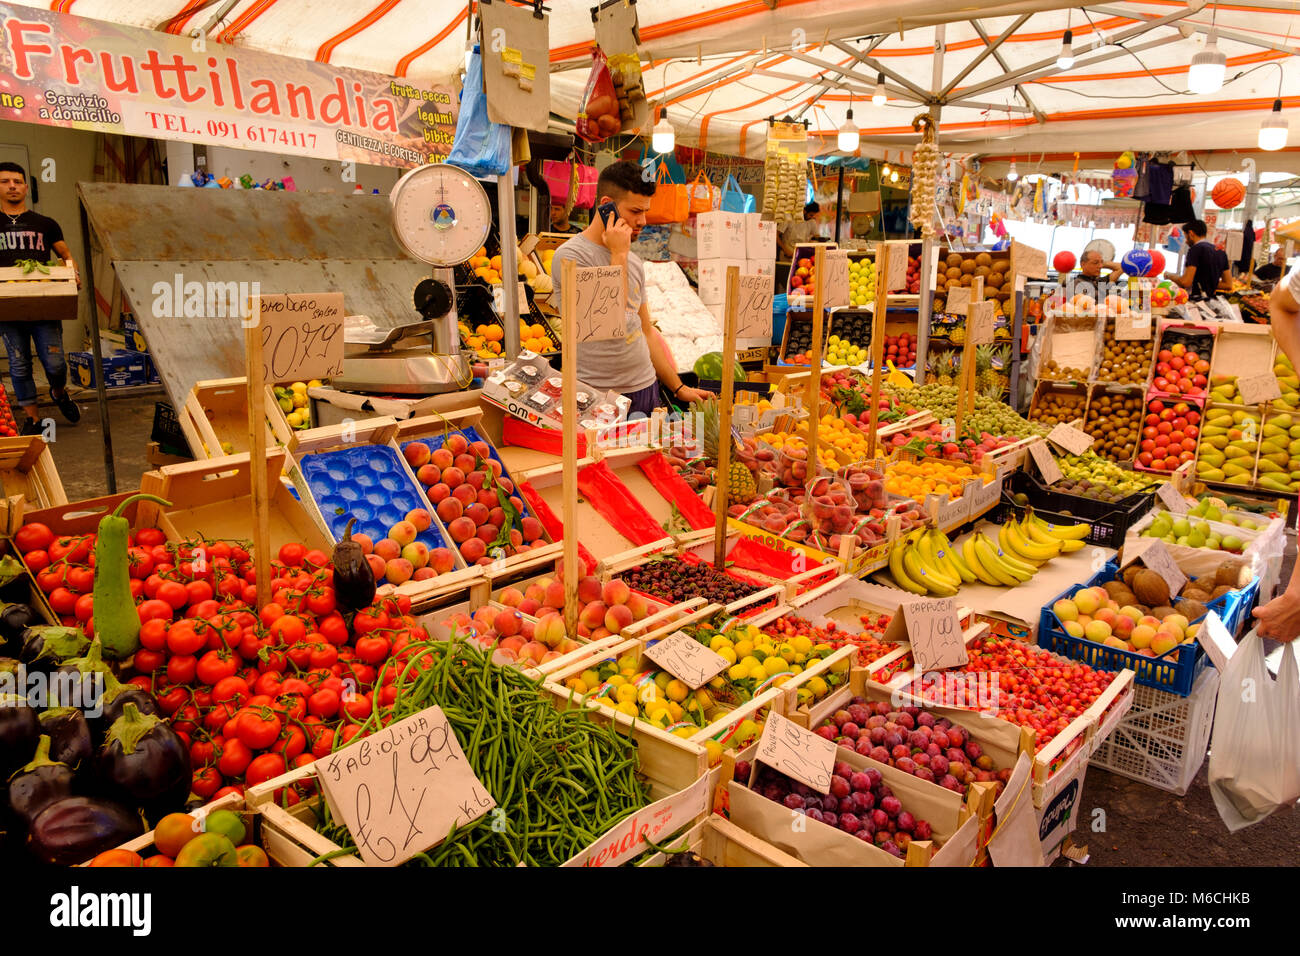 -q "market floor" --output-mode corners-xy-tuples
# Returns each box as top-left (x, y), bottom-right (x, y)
(40, 391), (1300, 868)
